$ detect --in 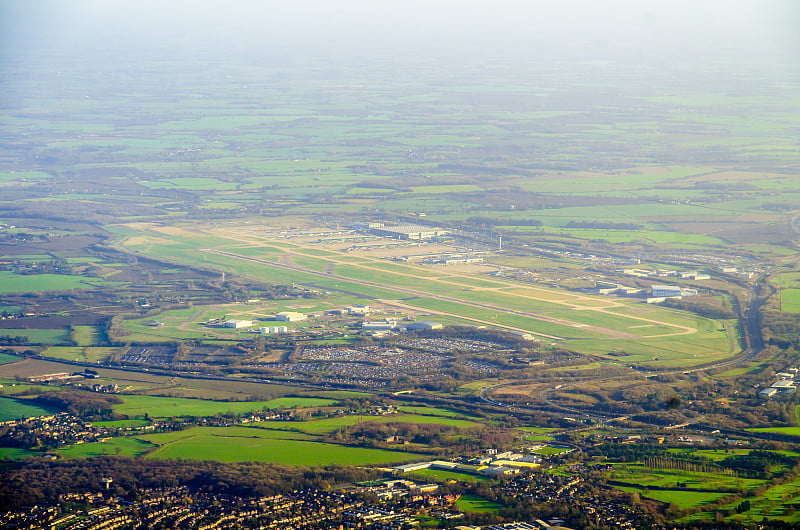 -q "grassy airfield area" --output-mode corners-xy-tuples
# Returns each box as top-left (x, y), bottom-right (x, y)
(115, 221), (736, 368)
